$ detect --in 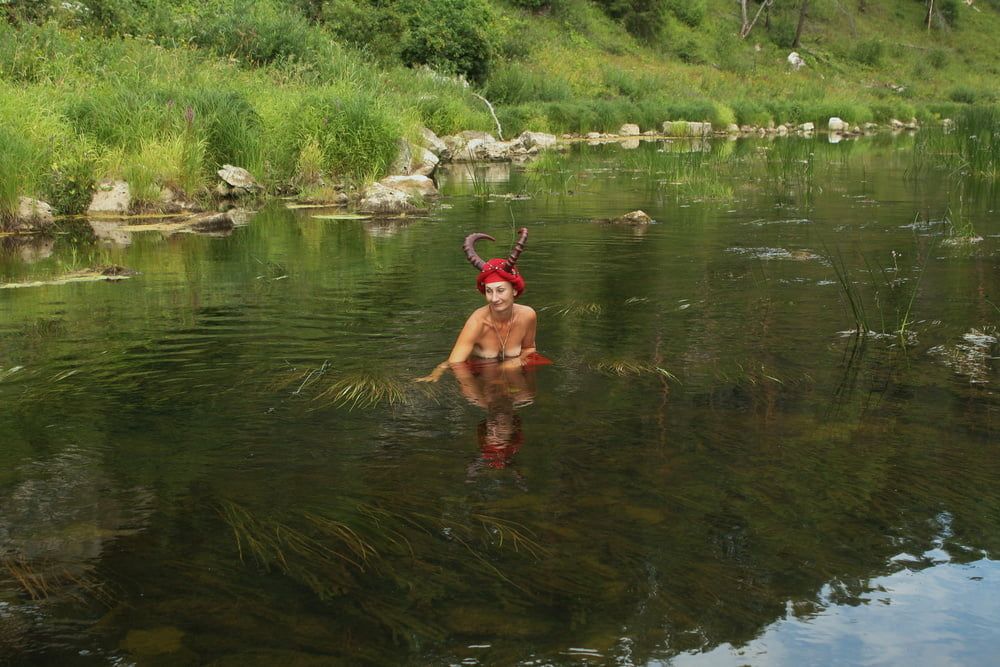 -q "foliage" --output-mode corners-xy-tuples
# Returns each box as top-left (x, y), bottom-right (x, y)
(851, 39), (883, 66)
(398, 0), (500, 83)
(949, 86), (983, 105)
(664, 0), (705, 28)
(43, 153), (96, 216)
(592, 0), (666, 41)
